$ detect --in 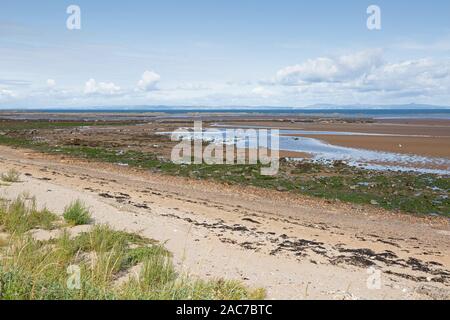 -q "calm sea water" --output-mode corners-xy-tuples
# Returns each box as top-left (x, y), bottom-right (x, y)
(16, 108), (450, 119)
